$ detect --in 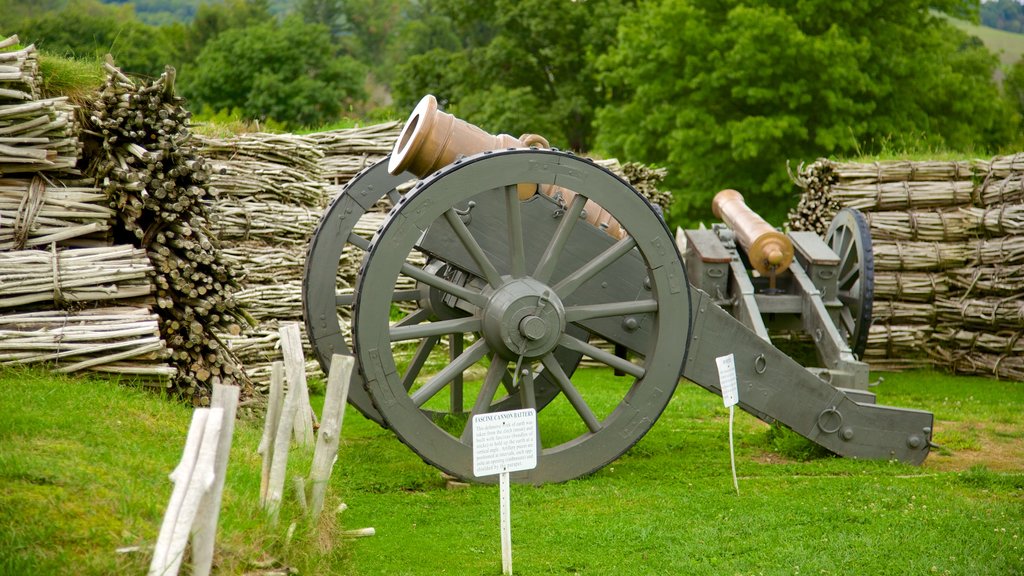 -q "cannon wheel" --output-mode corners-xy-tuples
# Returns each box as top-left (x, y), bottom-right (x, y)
(352, 149), (691, 483)
(302, 158), (575, 424)
(824, 208), (874, 358)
